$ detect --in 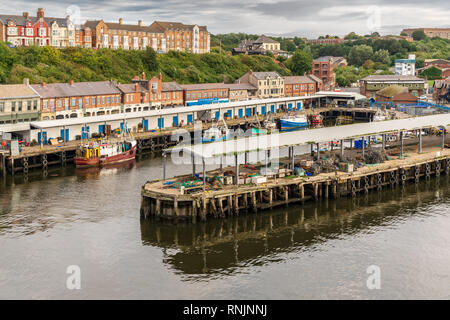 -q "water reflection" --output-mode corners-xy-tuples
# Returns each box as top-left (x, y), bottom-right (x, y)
(140, 176), (449, 277)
